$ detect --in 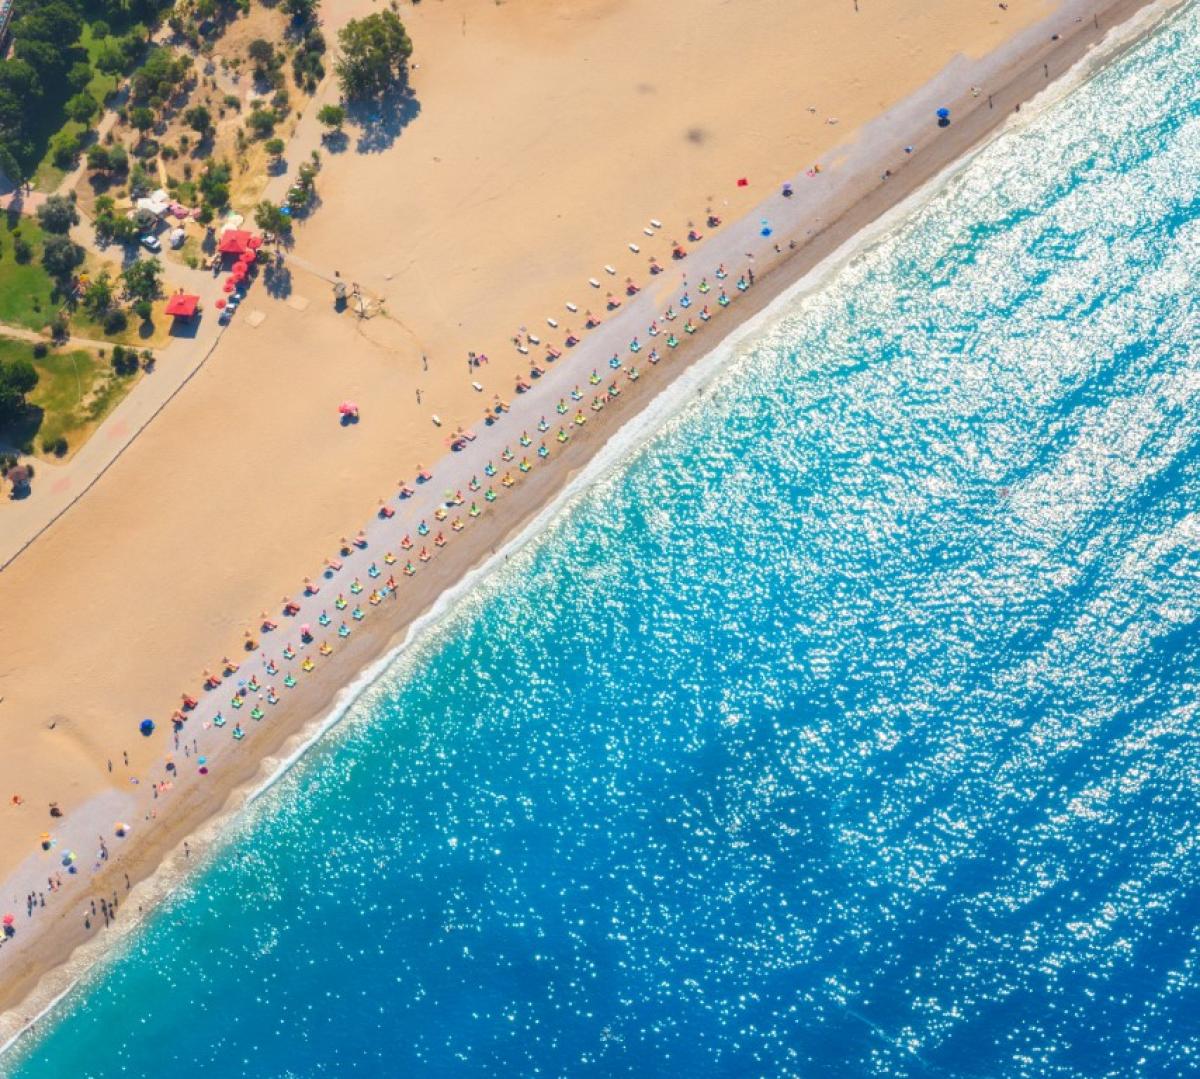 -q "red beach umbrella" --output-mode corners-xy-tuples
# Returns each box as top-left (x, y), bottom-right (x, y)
(736, 177), (749, 187)
(222, 279), (236, 293)
(215, 298), (227, 309)
(2, 914), (13, 926)
(231, 264), (247, 280)
(240, 250), (256, 265)
(338, 401), (359, 416)
(247, 234), (264, 249)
